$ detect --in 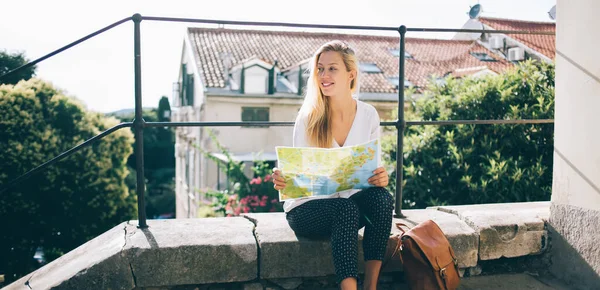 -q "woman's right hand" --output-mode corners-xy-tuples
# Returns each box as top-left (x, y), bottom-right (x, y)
(271, 168), (286, 190)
